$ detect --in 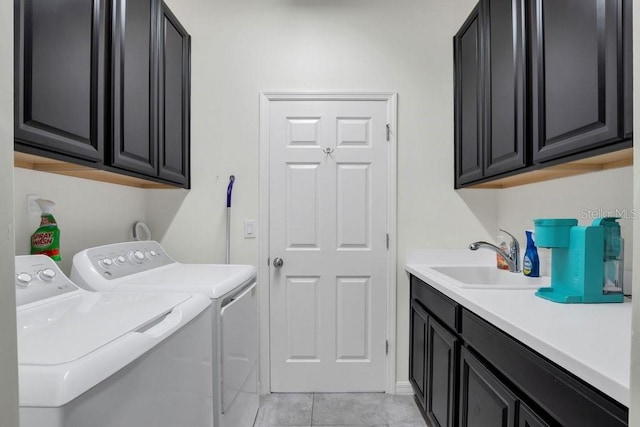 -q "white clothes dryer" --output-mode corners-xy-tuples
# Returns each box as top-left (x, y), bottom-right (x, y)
(70, 241), (259, 427)
(15, 255), (213, 427)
